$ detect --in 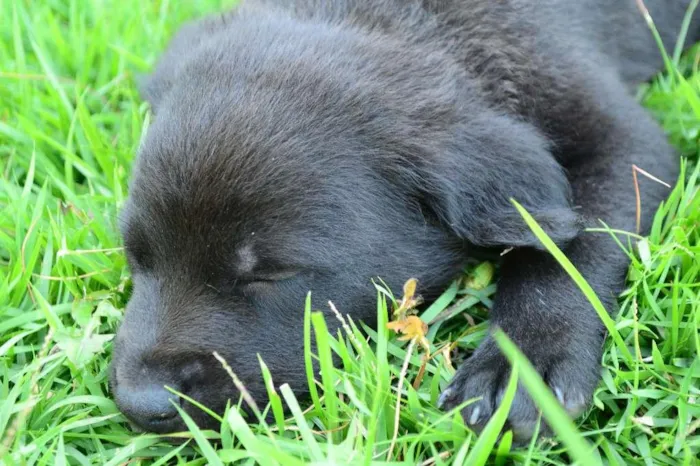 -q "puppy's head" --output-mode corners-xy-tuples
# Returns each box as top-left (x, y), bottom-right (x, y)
(112, 11), (580, 433)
